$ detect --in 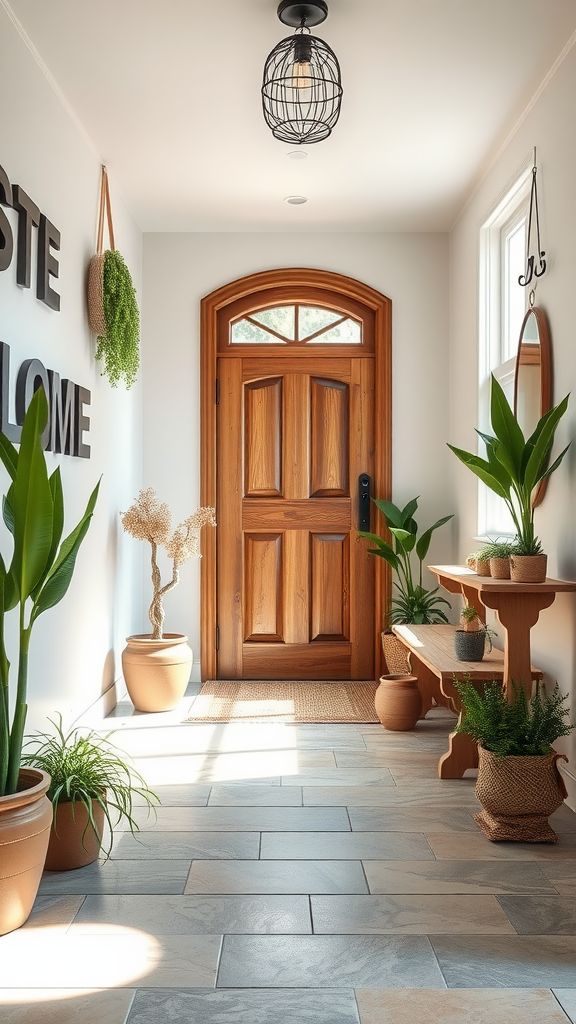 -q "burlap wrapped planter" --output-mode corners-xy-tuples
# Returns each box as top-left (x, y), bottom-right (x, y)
(475, 745), (568, 842)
